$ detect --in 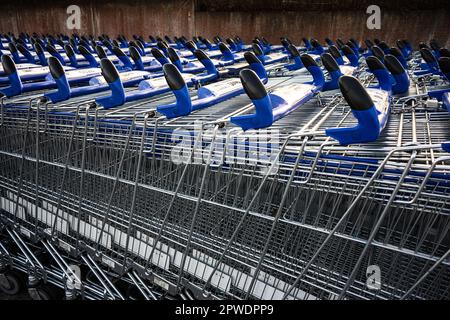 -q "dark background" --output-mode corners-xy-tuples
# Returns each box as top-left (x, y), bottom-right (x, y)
(0, 1), (449, 50)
